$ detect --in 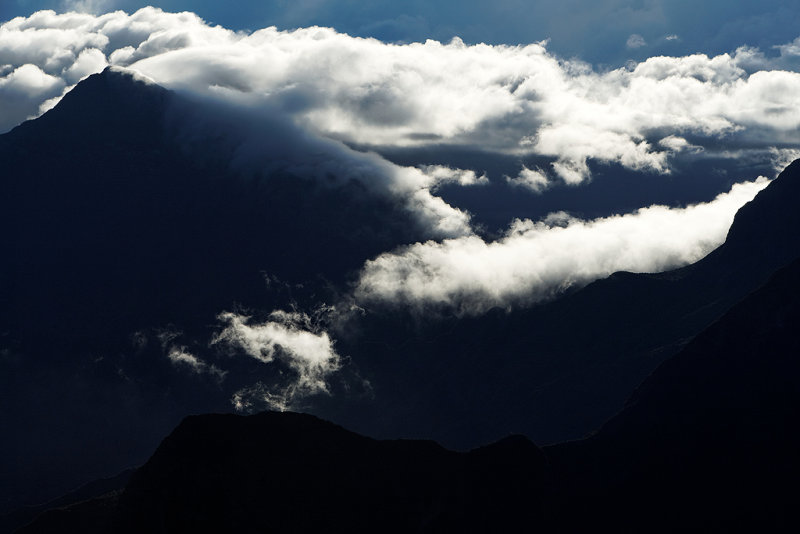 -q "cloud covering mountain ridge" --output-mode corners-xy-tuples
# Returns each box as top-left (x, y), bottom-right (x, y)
(1, 5), (796, 422)
(354, 177), (769, 314)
